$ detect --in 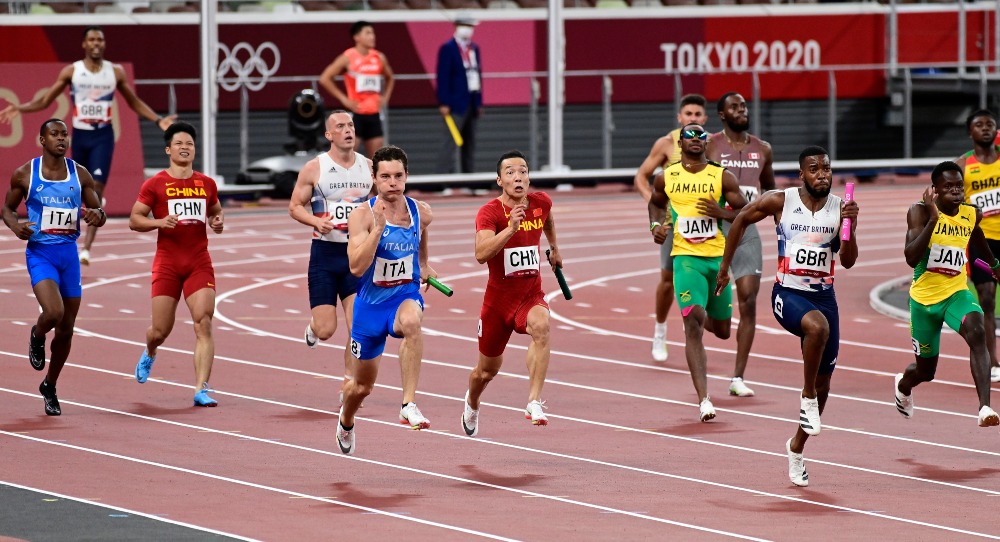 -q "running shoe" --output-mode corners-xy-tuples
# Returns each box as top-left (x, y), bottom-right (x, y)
(894, 373), (913, 419)
(979, 405), (1000, 427)
(799, 396), (821, 435)
(699, 397), (716, 422)
(39, 381), (60, 416)
(729, 377), (755, 397)
(399, 402), (431, 429)
(336, 421), (355, 455)
(193, 383), (218, 407)
(135, 349), (156, 383)
(28, 326), (45, 371)
(461, 390), (479, 437)
(651, 335), (668, 362)
(304, 324), (318, 349)
(525, 399), (548, 426)
(786, 438), (809, 487)
(991, 366), (1000, 383)
(78, 249), (90, 266)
